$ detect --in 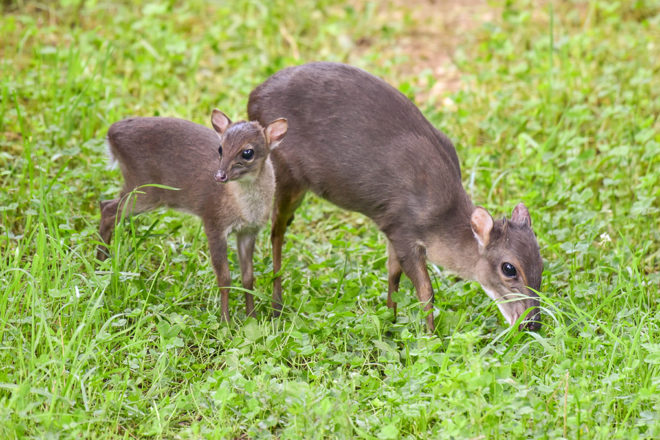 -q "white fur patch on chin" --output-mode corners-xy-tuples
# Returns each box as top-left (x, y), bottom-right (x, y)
(482, 287), (498, 301)
(497, 303), (517, 326)
(482, 287), (516, 326)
